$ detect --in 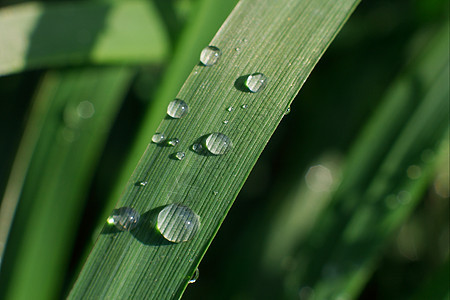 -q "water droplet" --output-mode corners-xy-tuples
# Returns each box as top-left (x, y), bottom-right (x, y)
(157, 204), (200, 243)
(138, 181), (148, 186)
(406, 165), (421, 180)
(235, 47), (240, 52)
(245, 73), (267, 93)
(167, 138), (180, 147)
(107, 207), (140, 231)
(212, 191), (218, 195)
(77, 101), (95, 119)
(223, 120), (229, 124)
(189, 268), (199, 284)
(192, 143), (203, 153)
(167, 99), (189, 119)
(174, 152), (185, 160)
(200, 46), (221, 66)
(226, 106), (234, 112)
(284, 107), (291, 115)
(152, 133), (166, 144)
(204, 133), (233, 155)
(241, 104), (248, 109)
